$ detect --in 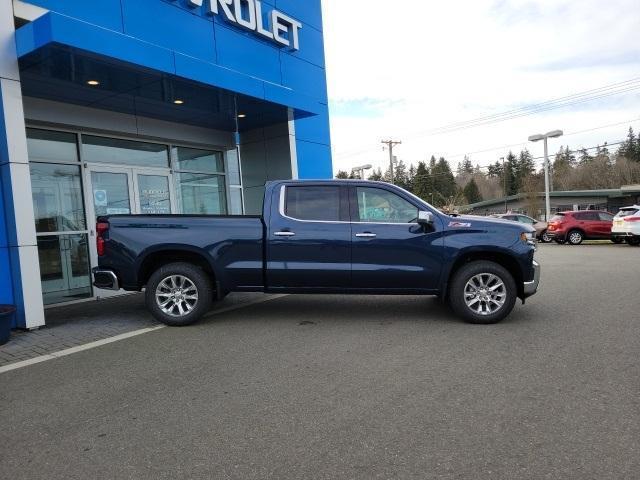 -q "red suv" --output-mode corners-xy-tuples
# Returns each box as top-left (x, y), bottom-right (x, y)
(547, 210), (614, 245)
